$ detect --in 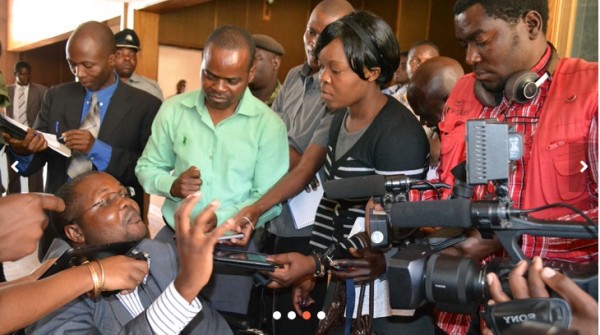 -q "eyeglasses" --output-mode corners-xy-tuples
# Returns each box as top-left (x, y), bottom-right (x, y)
(71, 187), (136, 223)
